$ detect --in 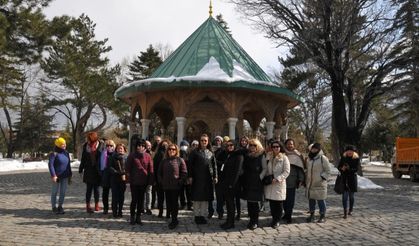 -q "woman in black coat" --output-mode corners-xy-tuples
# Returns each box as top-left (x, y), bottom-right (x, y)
(241, 139), (267, 230)
(218, 140), (243, 230)
(338, 145), (360, 219)
(188, 133), (217, 225)
(79, 132), (106, 213)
